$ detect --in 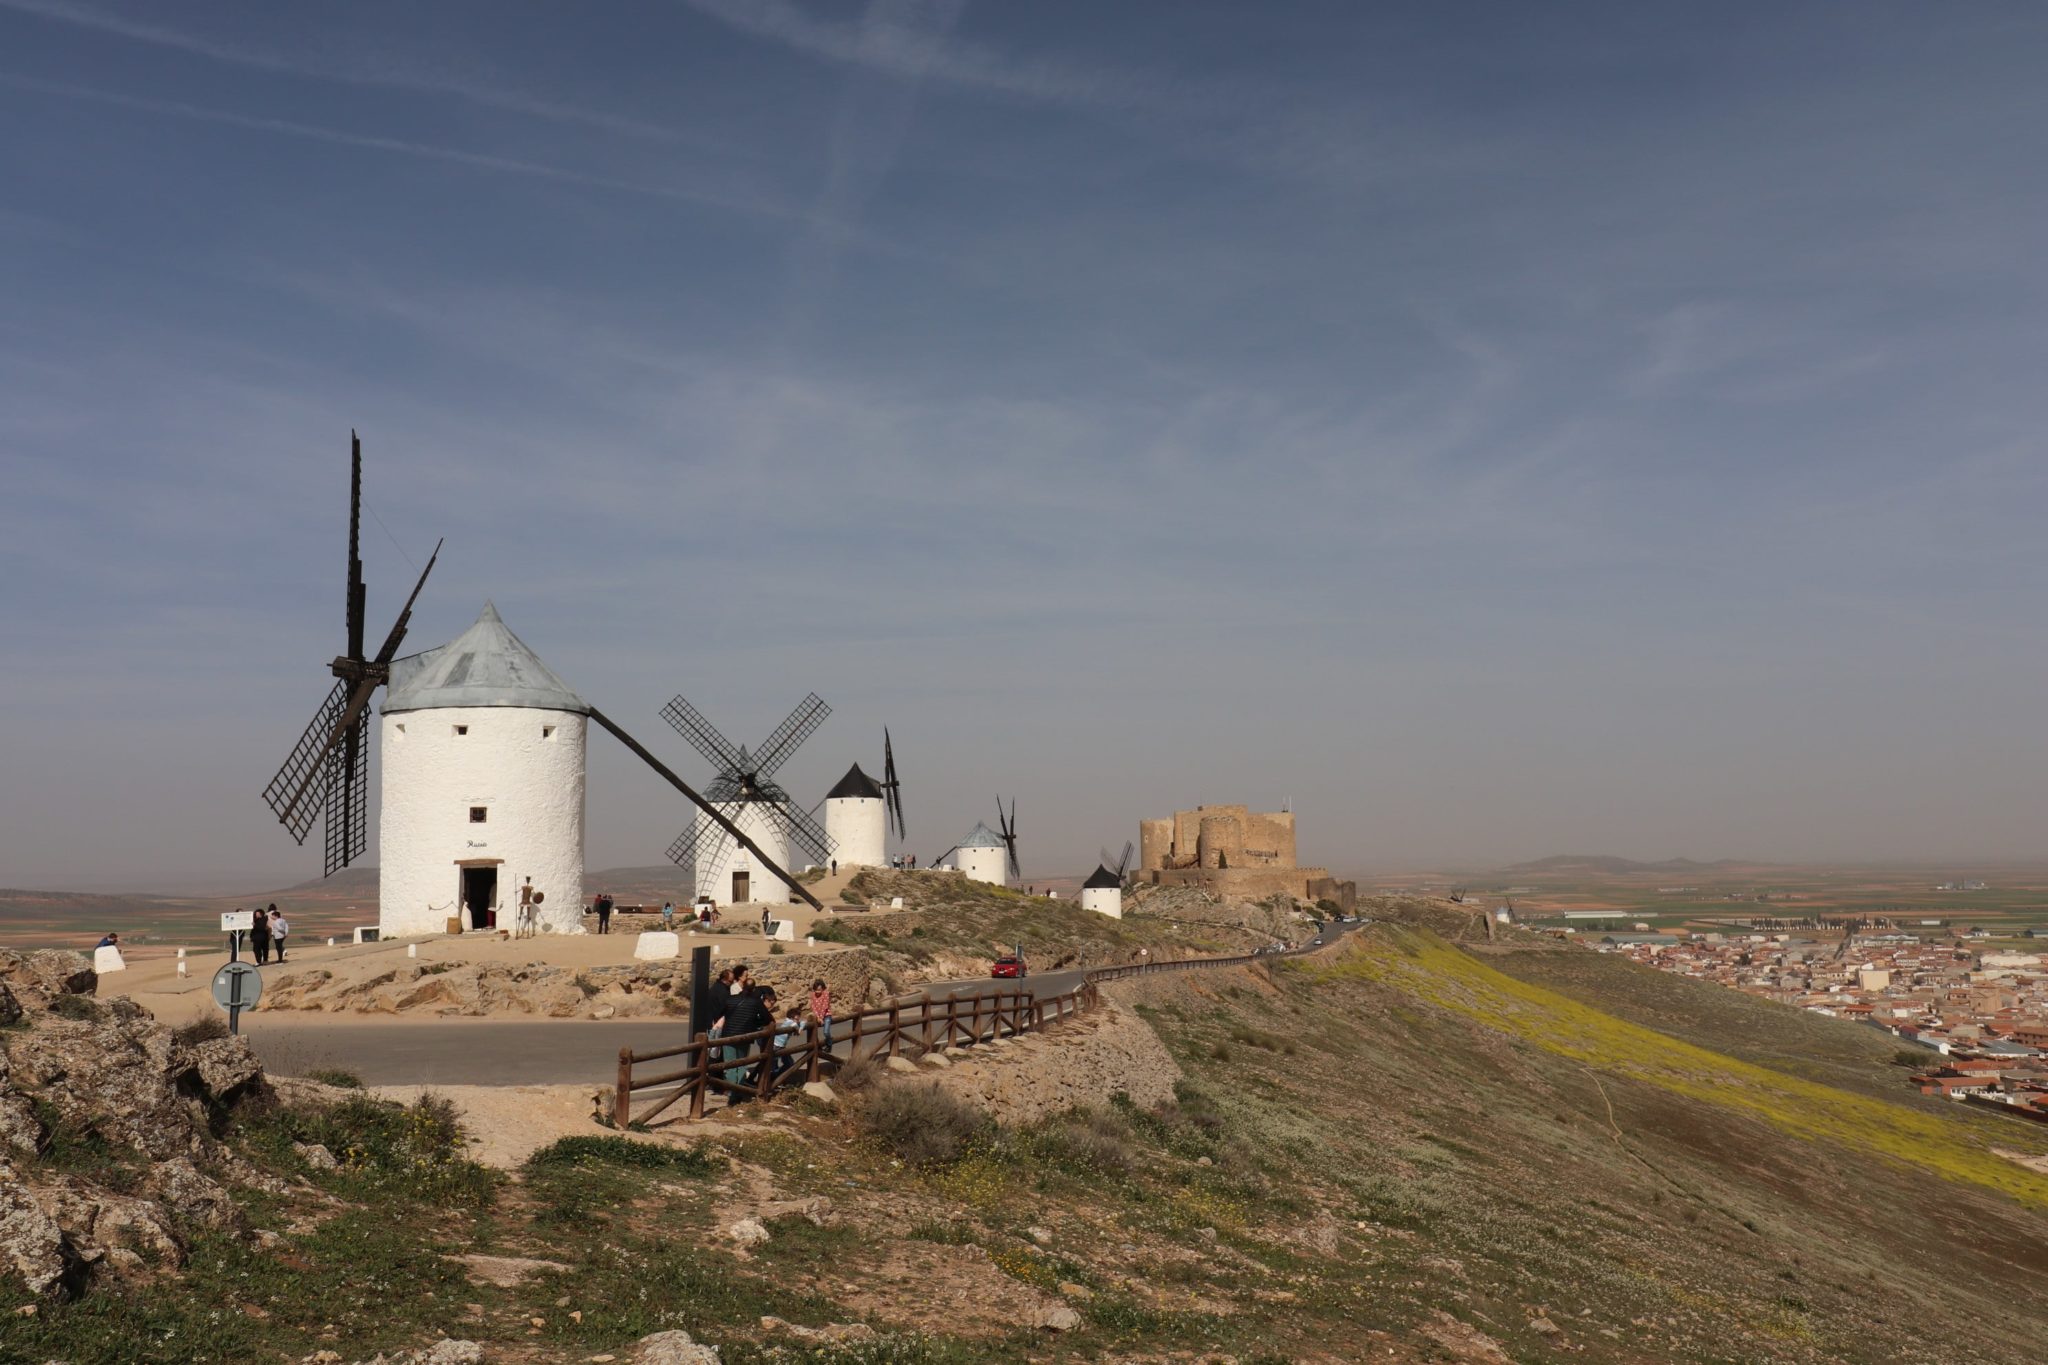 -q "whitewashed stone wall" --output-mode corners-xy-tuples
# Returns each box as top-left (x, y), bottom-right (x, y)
(956, 844), (1009, 886)
(378, 705), (586, 937)
(695, 801), (793, 906)
(824, 795), (885, 870)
